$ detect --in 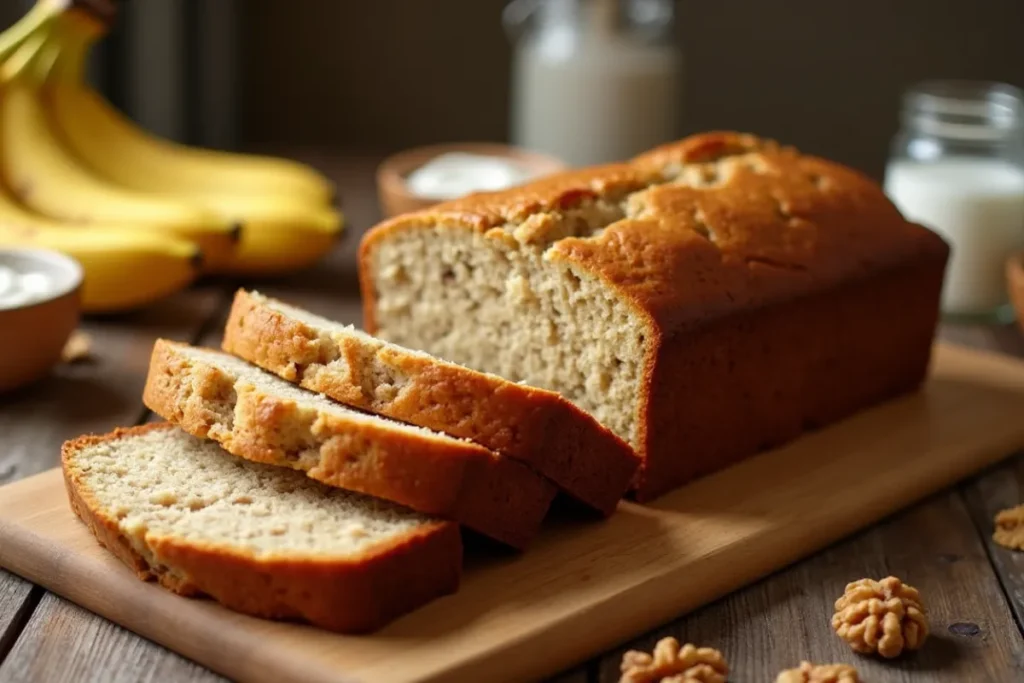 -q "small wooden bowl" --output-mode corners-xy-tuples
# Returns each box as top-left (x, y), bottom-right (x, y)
(0, 248), (83, 393)
(376, 142), (568, 219)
